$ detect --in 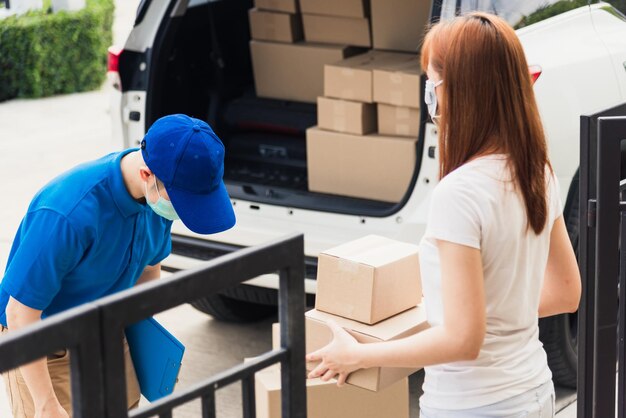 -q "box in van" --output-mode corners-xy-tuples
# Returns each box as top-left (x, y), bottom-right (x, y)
(250, 41), (360, 103)
(306, 127), (417, 202)
(248, 8), (303, 43)
(317, 96), (377, 135)
(302, 14), (371, 47)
